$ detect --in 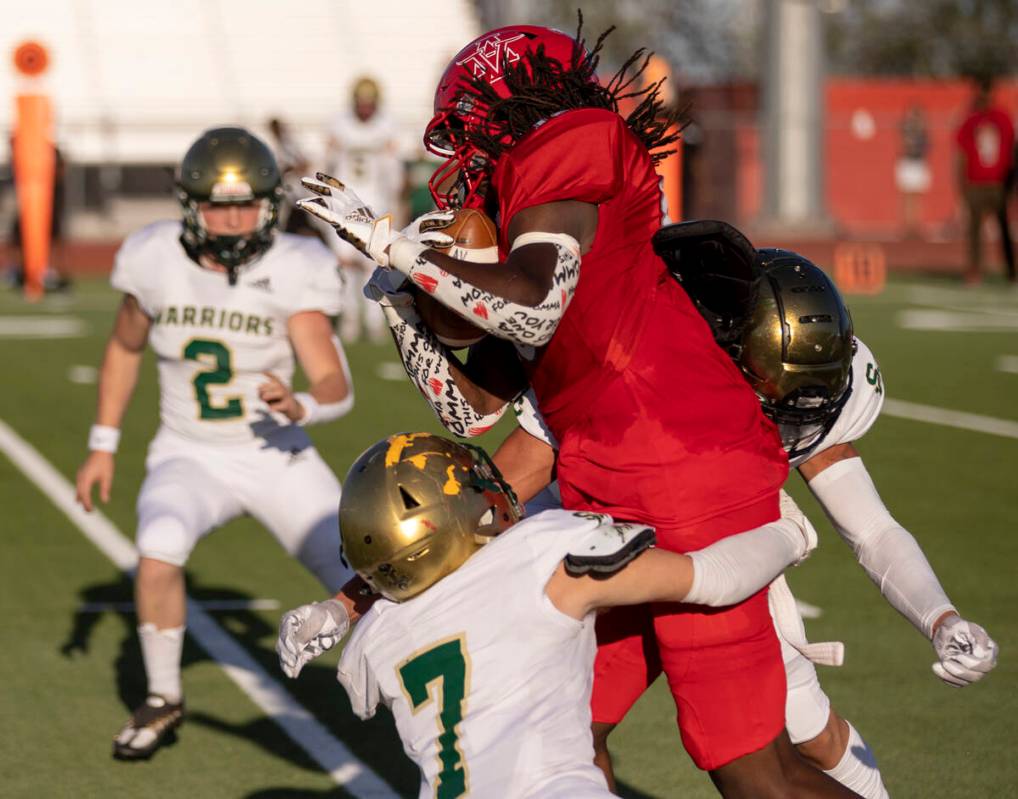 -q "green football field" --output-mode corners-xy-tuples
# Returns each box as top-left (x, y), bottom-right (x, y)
(1, 275), (1016, 798)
